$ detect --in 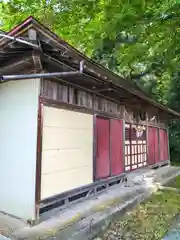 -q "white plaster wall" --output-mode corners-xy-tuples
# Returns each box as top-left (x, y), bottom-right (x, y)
(0, 79), (40, 220)
(41, 107), (93, 199)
